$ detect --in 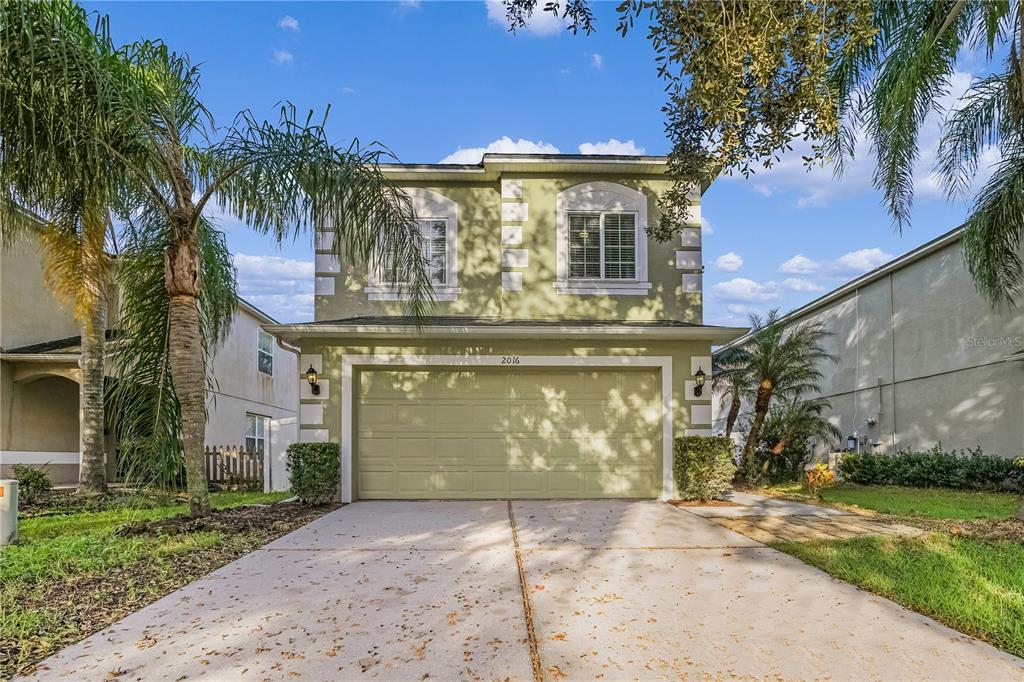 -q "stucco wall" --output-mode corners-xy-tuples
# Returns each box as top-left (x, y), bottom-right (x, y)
(0, 231), (81, 350)
(205, 306), (298, 446)
(294, 336), (713, 499)
(712, 238), (1024, 458)
(315, 173), (703, 324)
